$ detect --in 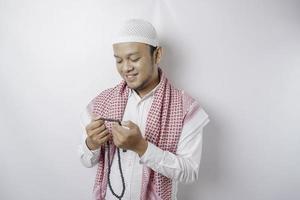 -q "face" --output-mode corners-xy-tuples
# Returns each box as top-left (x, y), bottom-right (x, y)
(113, 42), (160, 97)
